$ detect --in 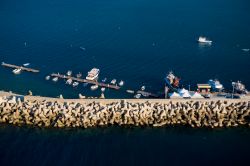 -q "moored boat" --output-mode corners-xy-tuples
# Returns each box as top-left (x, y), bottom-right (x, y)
(66, 79), (73, 85)
(165, 71), (180, 91)
(12, 68), (22, 74)
(45, 75), (50, 80)
(119, 80), (124, 86)
(232, 81), (248, 94)
(102, 78), (107, 83)
(208, 79), (224, 91)
(72, 82), (79, 87)
(134, 93), (141, 99)
(52, 77), (58, 82)
(111, 79), (117, 85)
(90, 84), (99, 90)
(101, 87), (106, 92)
(141, 86), (146, 91)
(67, 70), (72, 76)
(76, 72), (82, 78)
(86, 68), (100, 81)
(23, 63), (30, 67)
(126, 90), (134, 94)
